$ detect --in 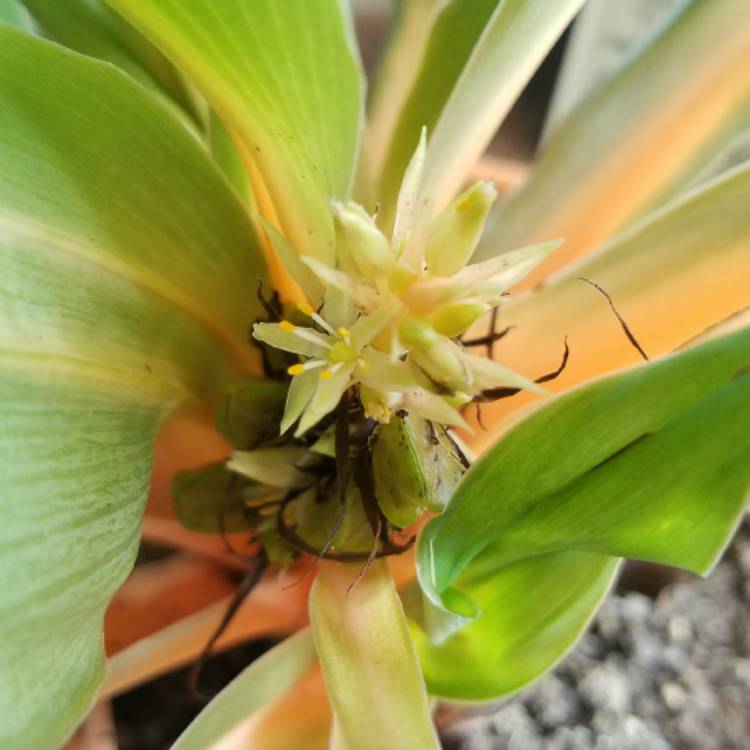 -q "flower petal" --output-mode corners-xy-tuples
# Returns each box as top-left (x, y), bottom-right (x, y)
(403, 389), (470, 430)
(404, 240), (560, 311)
(296, 364), (356, 437)
(358, 350), (419, 393)
(281, 370), (319, 435)
(461, 352), (547, 394)
(253, 322), (330, 358)
(349, 298), (403, 351)
(302, 257), (379, 309)
(392, 125), (427, 250)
